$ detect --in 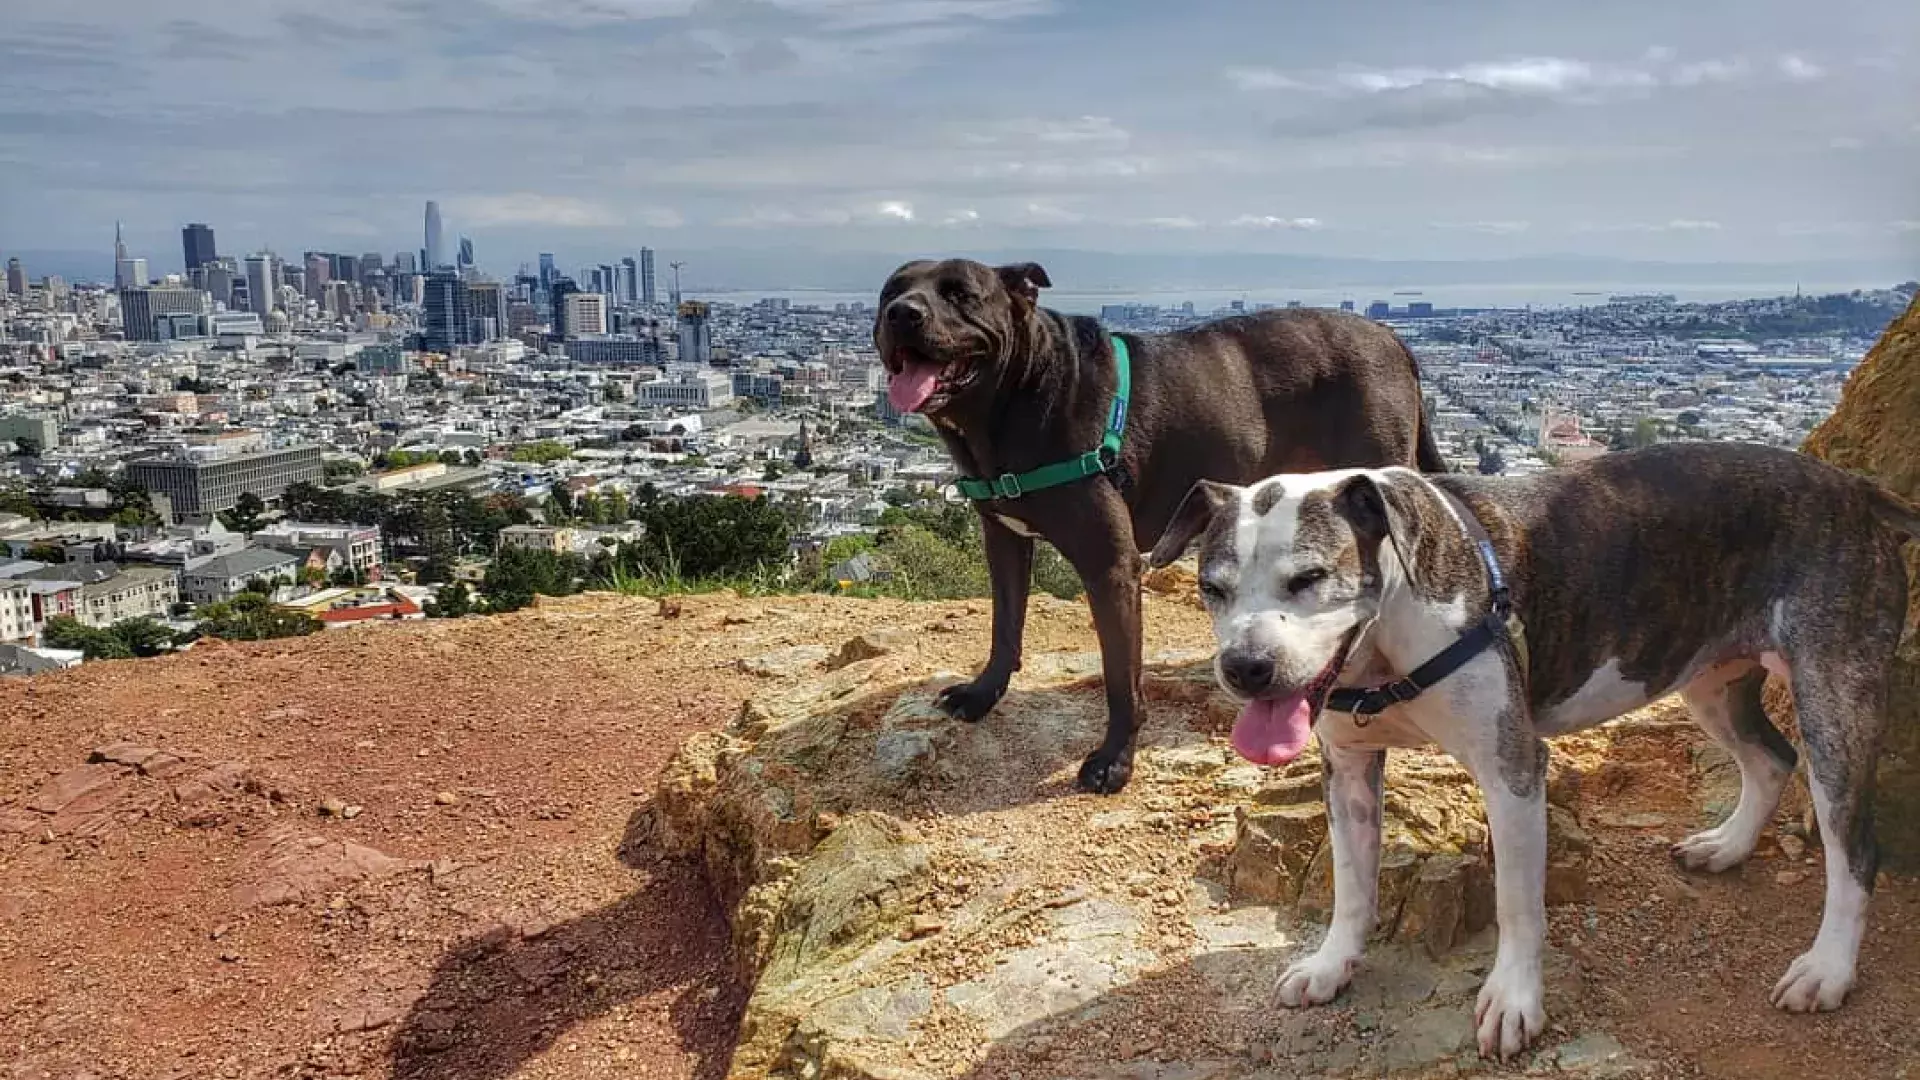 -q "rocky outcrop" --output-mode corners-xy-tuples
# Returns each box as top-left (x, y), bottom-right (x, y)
(1781, 292), (1920, 869)
(650, 633), (1634, 1079)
